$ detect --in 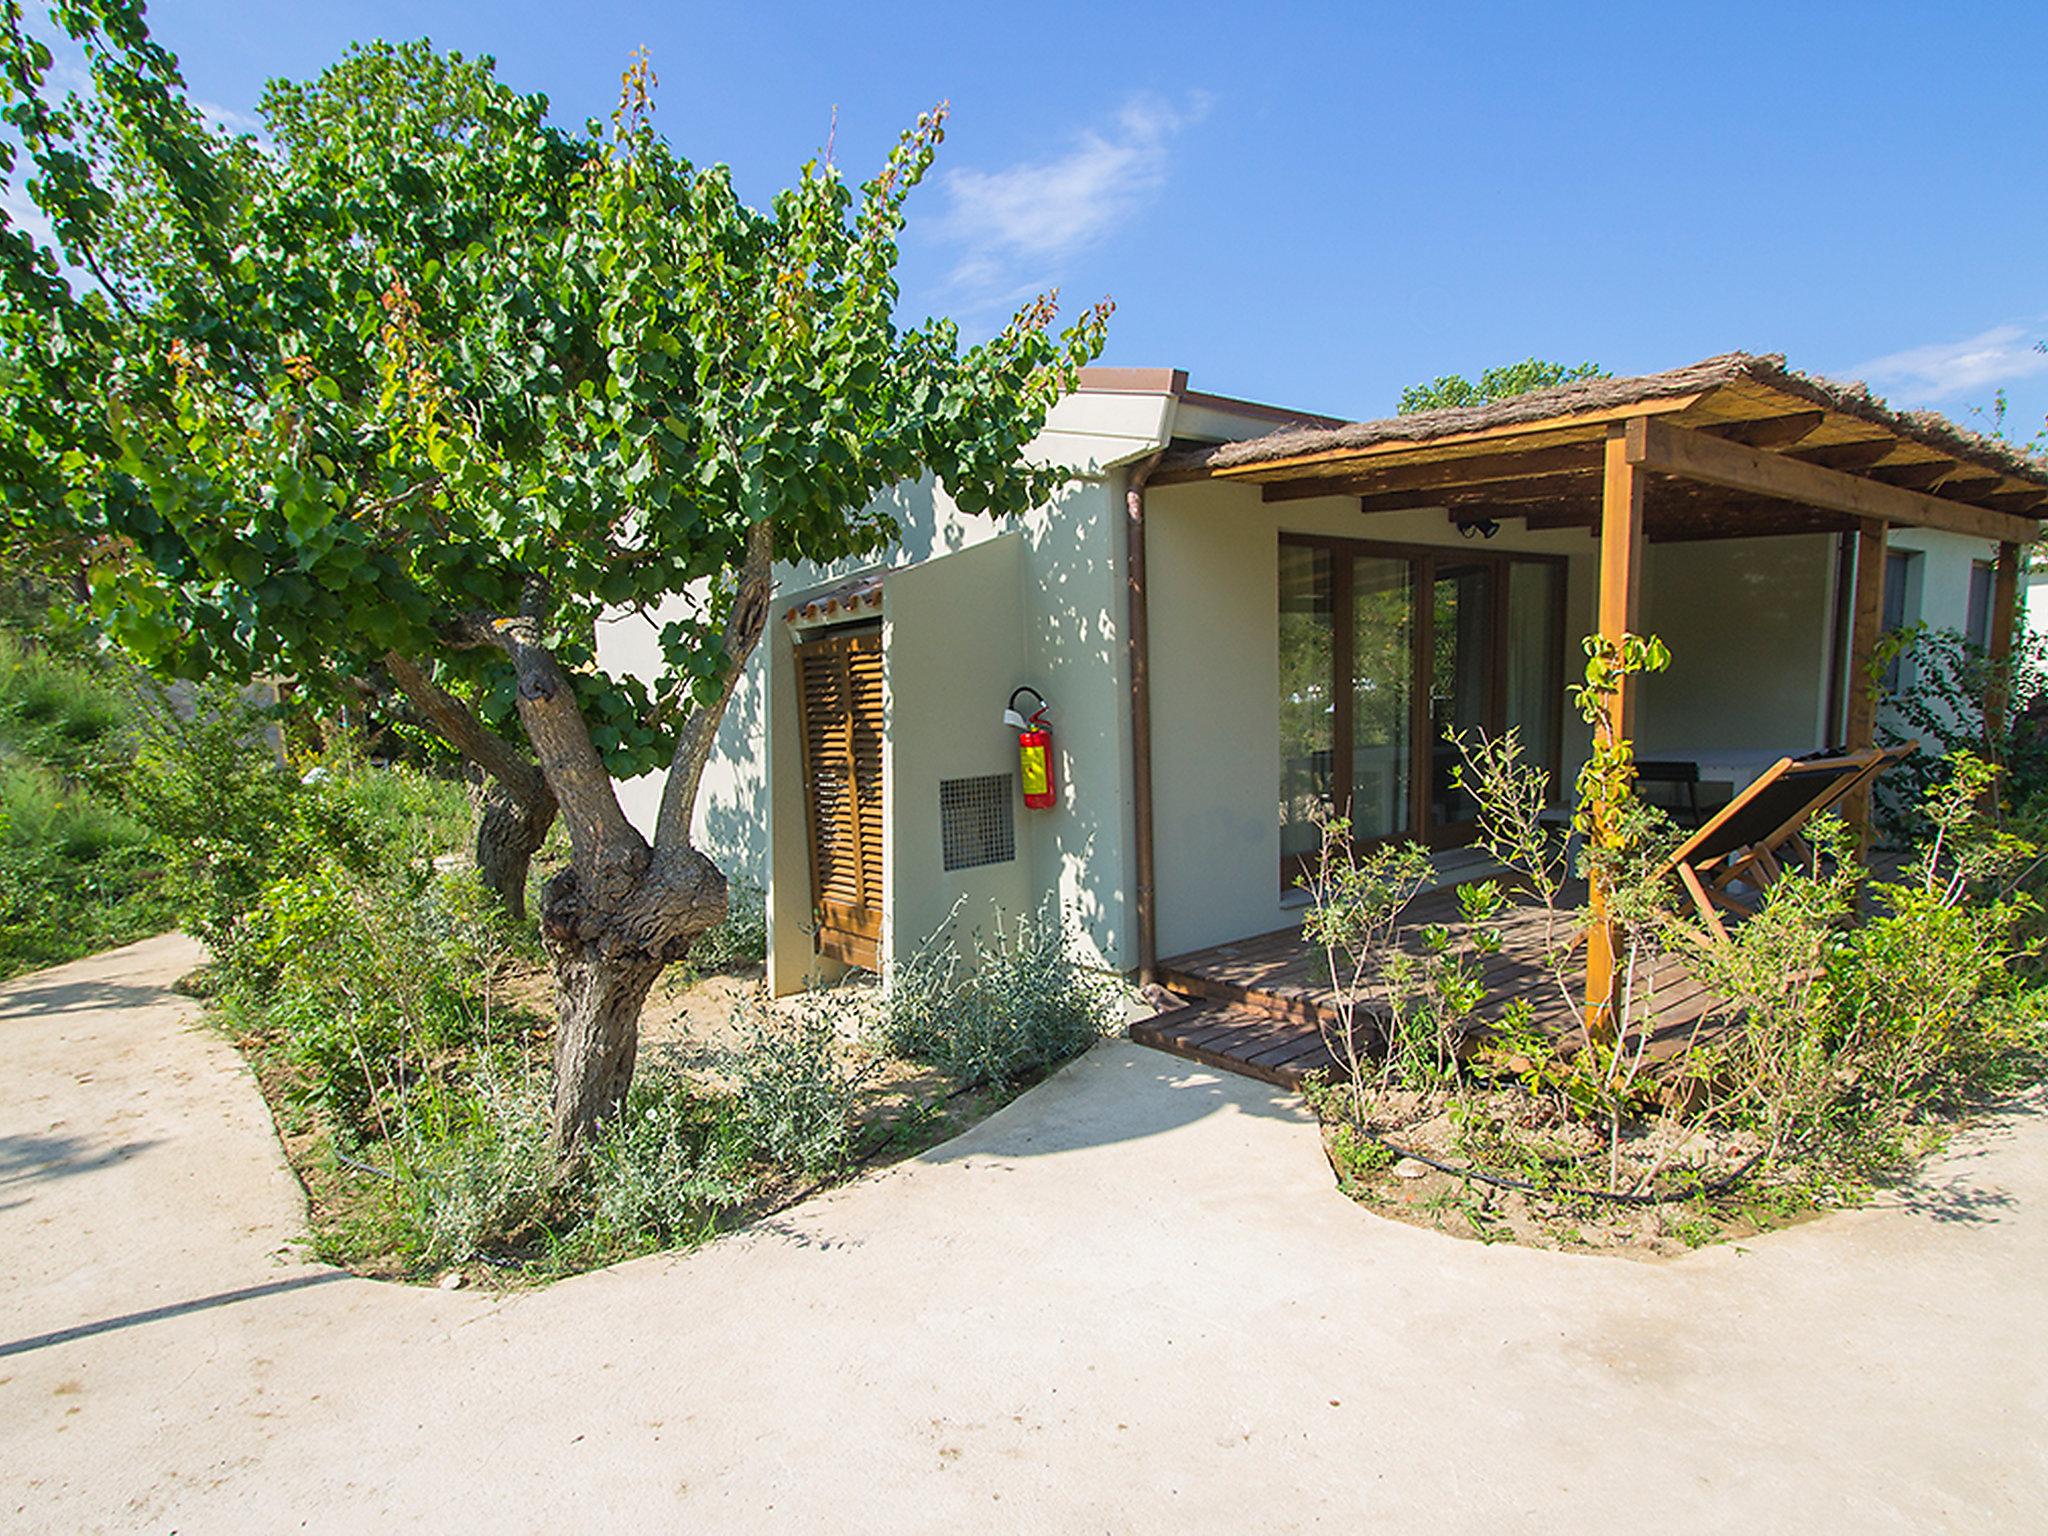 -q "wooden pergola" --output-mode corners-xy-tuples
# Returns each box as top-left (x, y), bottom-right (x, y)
(1151, 353), (2046, 1025)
